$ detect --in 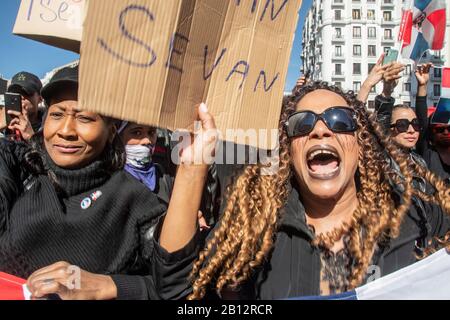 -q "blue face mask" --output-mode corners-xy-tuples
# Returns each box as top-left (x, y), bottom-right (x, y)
(125, 144), (155, 169)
